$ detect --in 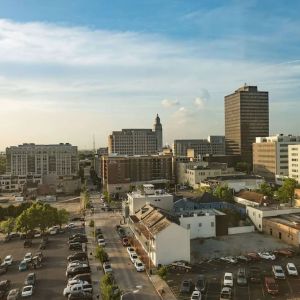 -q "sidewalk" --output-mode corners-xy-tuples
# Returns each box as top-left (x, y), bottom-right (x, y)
(85, 217), (103, 300)
(149, 274), (177, 300)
